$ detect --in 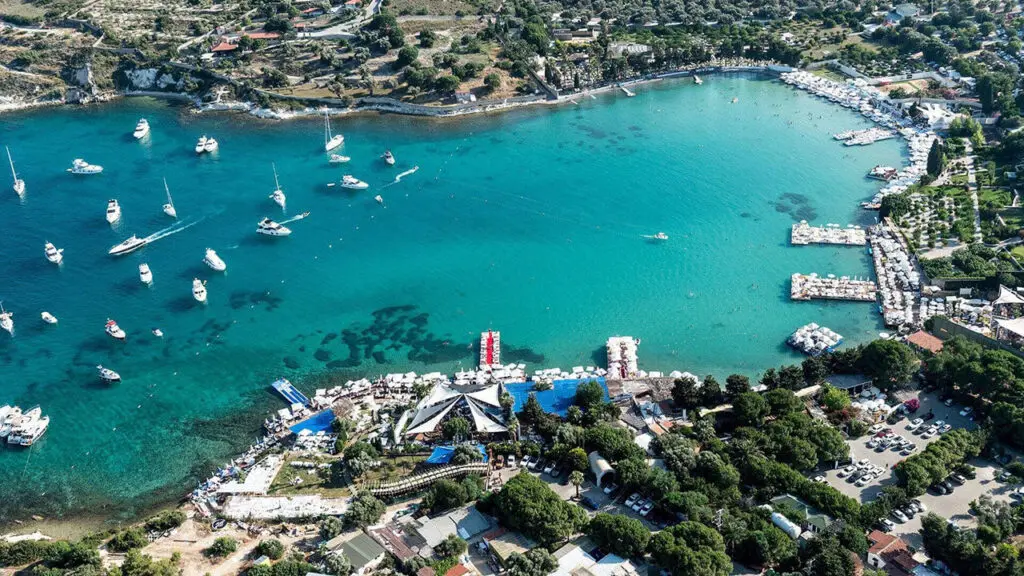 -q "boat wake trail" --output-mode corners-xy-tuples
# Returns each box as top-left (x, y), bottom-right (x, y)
(384, 166), (419, 188)
(279, 211), (310, 226)
(143, 218), (202, 244)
